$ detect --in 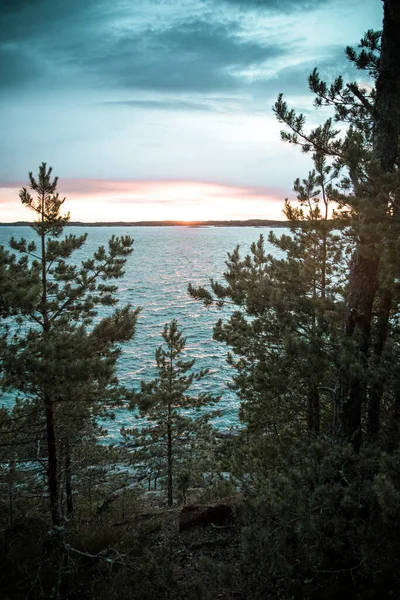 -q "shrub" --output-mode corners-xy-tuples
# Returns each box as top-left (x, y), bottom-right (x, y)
(240, 438), (400, 599)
